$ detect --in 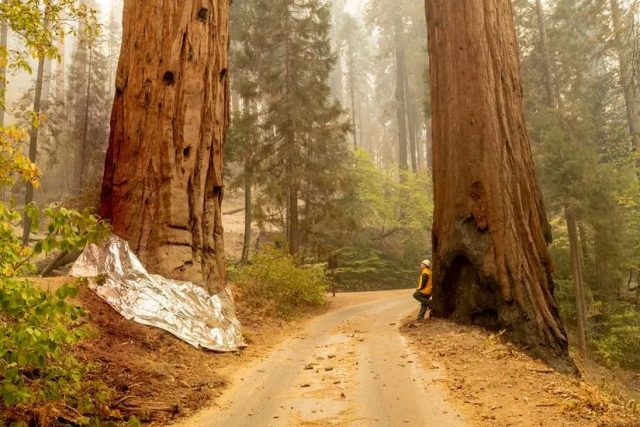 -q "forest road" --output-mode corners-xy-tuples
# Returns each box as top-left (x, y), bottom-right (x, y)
(179, 290), (466, 427)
